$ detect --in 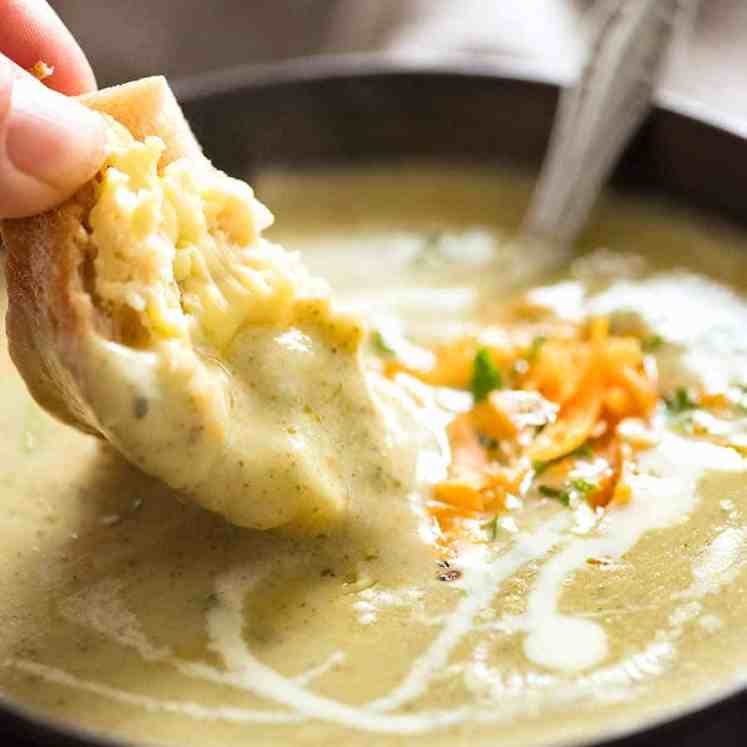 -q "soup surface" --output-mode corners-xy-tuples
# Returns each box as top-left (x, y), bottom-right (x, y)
(3, 165), (747, 746)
